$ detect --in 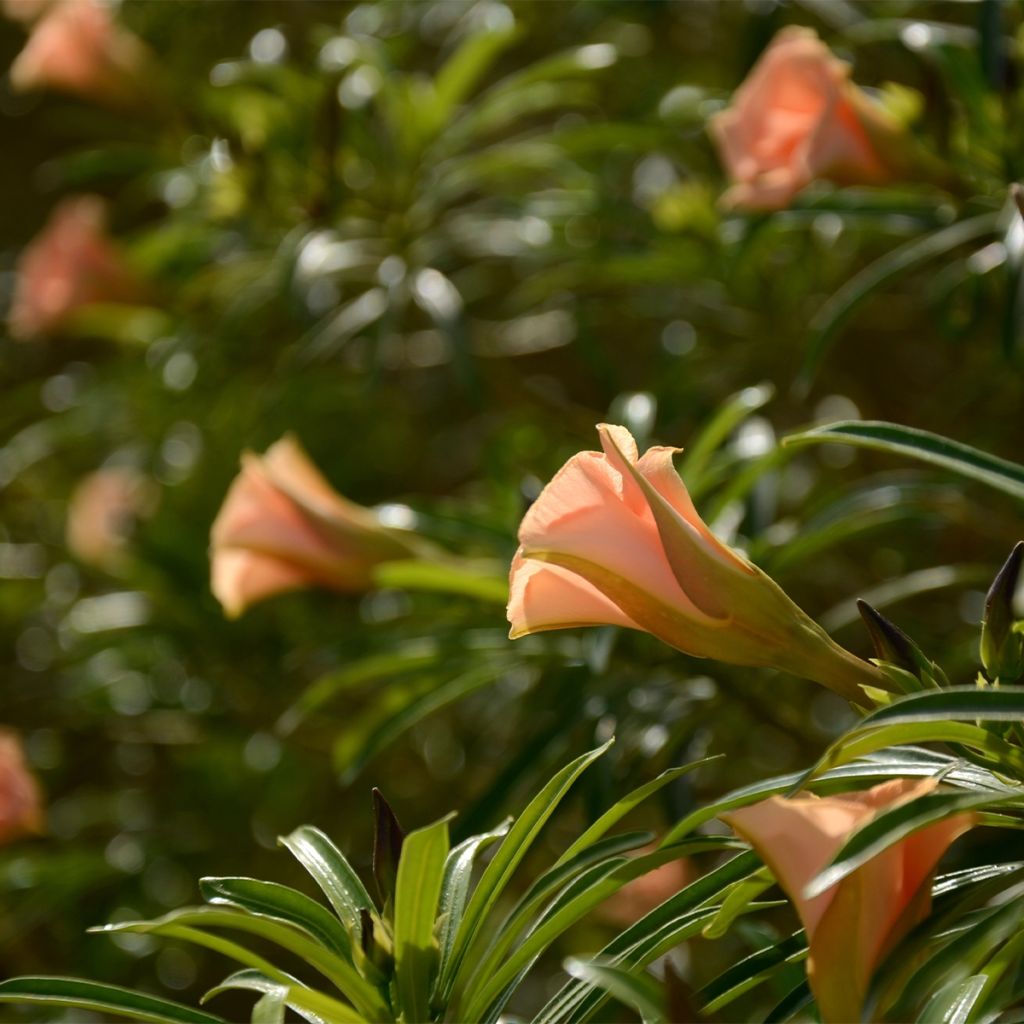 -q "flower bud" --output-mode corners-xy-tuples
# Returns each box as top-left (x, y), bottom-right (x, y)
(857, 600), (946, 690)
(980, 542), (1024, 681)
(372, 788), (405, 908)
